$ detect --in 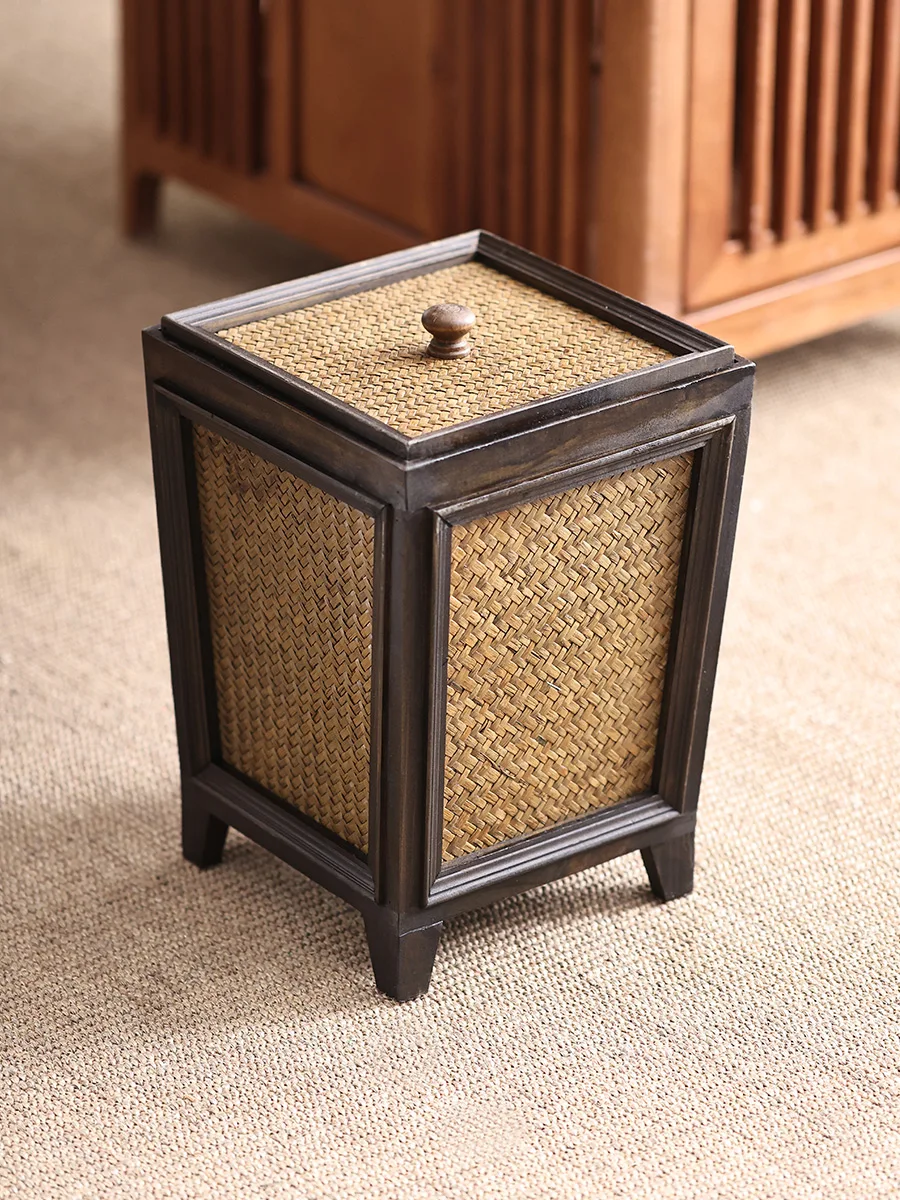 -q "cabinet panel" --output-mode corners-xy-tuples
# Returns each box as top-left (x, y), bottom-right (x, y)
(296, 0), (437, 234)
